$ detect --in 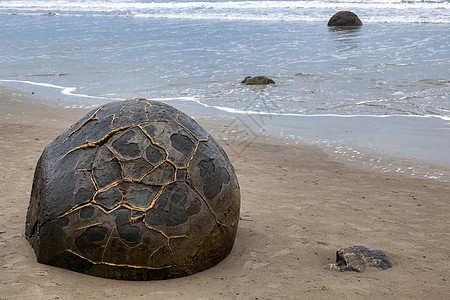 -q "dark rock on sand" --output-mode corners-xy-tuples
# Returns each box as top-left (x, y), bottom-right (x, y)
(241, 76), (275, 85)
(329, 245), (392, 272)
(25, 98), (241, 281)
(327, 11), (363, 27)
